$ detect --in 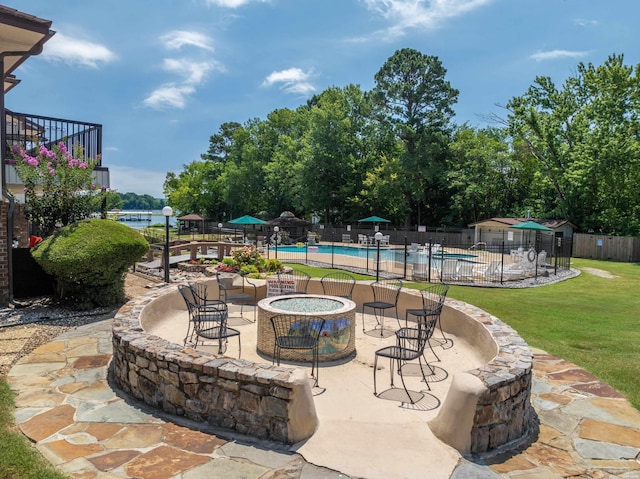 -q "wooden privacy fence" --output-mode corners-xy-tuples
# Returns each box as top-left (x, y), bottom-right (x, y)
(572, 233), (640, 262)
